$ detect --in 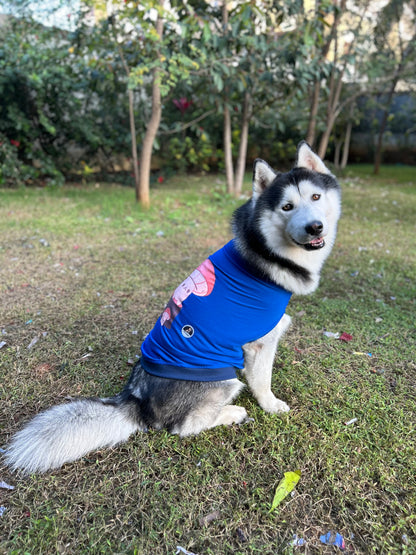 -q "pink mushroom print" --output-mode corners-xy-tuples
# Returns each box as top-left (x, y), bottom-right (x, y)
(161, 259), (216, 328)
